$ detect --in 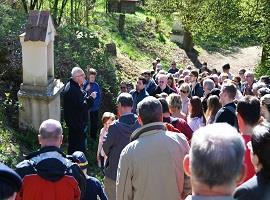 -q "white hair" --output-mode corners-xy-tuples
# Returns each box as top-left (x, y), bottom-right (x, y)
(71, 67), (84, 78)
(190, 123), (245, 187)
